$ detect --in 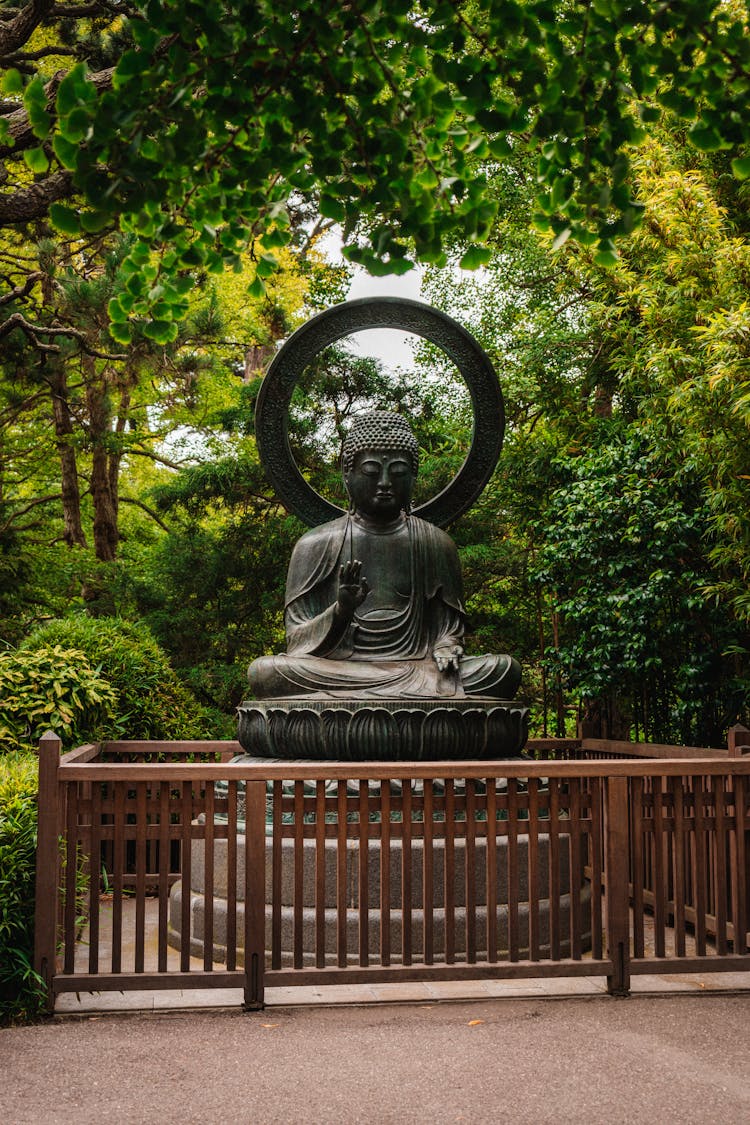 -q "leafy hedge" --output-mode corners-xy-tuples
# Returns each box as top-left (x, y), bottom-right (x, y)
(21, 617), (212, 741)
(0, 618), (227, 1023)
(0, 752), (45, 1023)
(0, 645), (117, 753)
